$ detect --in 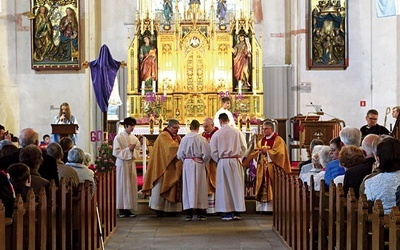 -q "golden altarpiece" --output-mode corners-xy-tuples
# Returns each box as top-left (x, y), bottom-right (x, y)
(126, 0), (263, 124)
